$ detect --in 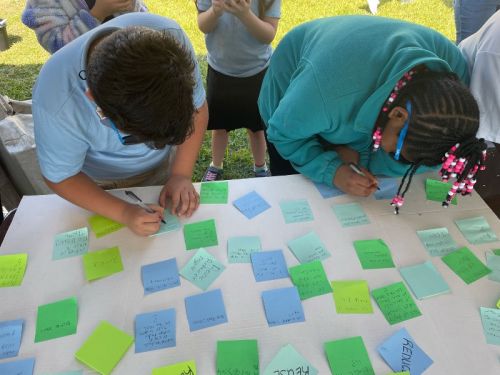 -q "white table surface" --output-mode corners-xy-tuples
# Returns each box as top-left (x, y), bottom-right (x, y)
(1, 173), (500, 374)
